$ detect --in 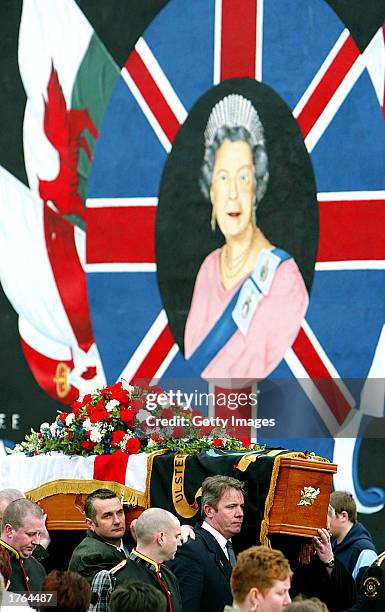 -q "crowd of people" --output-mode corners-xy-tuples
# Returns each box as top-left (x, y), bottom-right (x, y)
(0, 479), (383, 612)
